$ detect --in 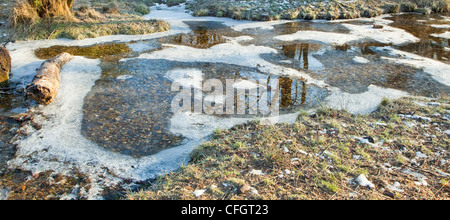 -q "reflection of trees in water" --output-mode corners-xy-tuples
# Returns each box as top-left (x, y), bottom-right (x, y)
(170, 27), (224, 48)
(279, 77), (306, 108)
(217, 75), (308, 114)
(282, 43), (312, 70)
